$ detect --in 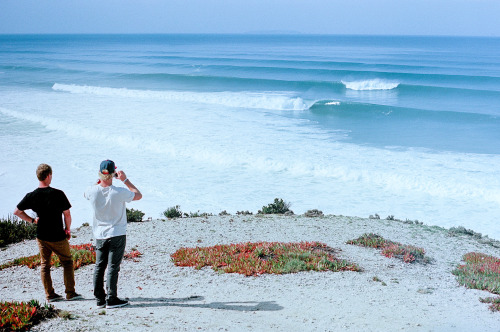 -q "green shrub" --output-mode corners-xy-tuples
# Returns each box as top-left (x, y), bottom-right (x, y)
(189, 211), (213, 218)
(0, 215), (37, 247)
(126, 208), (145, 222)
(258, 198), (293, 215)
(236, 210), (253, 215)
(304, 209), (323, 217)
(163, 205), (183, 219)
